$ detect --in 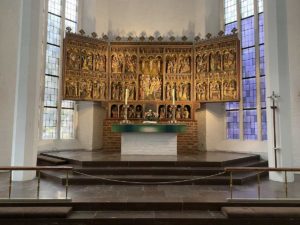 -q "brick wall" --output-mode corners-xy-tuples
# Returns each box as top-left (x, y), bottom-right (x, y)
(177, 121), (198, 153)
(103, 119), (199, 153)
